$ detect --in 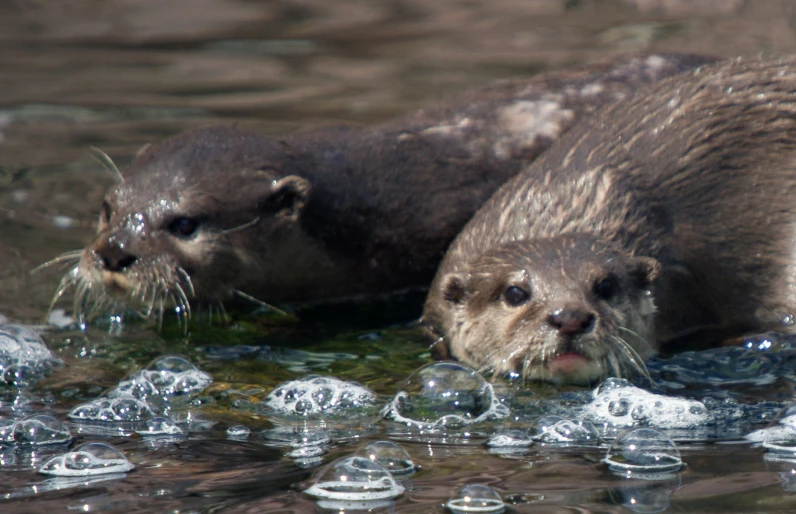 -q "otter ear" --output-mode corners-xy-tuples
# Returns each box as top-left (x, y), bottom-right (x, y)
(441, 272), (470, 305)
(630, 256), (661, 289)
(261, 175), (311, 220)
